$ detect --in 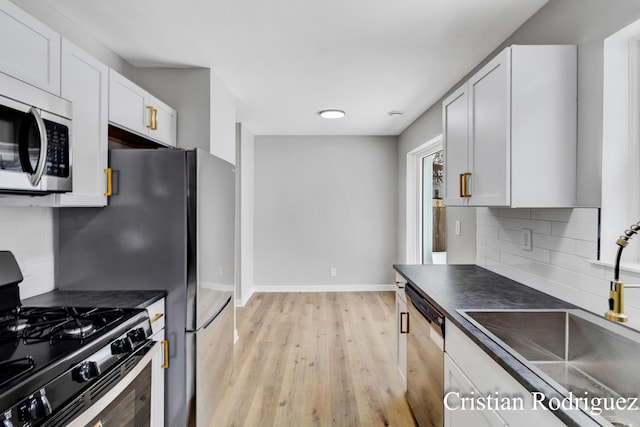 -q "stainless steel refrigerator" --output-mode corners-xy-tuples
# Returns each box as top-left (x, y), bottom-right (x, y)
(55, 148), (235, 427)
